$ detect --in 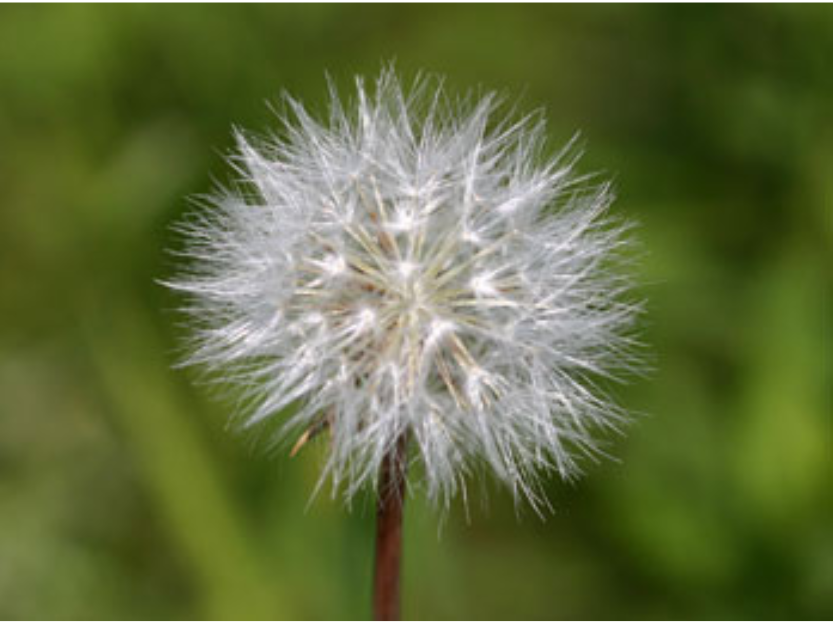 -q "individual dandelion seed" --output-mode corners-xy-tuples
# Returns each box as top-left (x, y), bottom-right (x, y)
(166, 67), (642, 620)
